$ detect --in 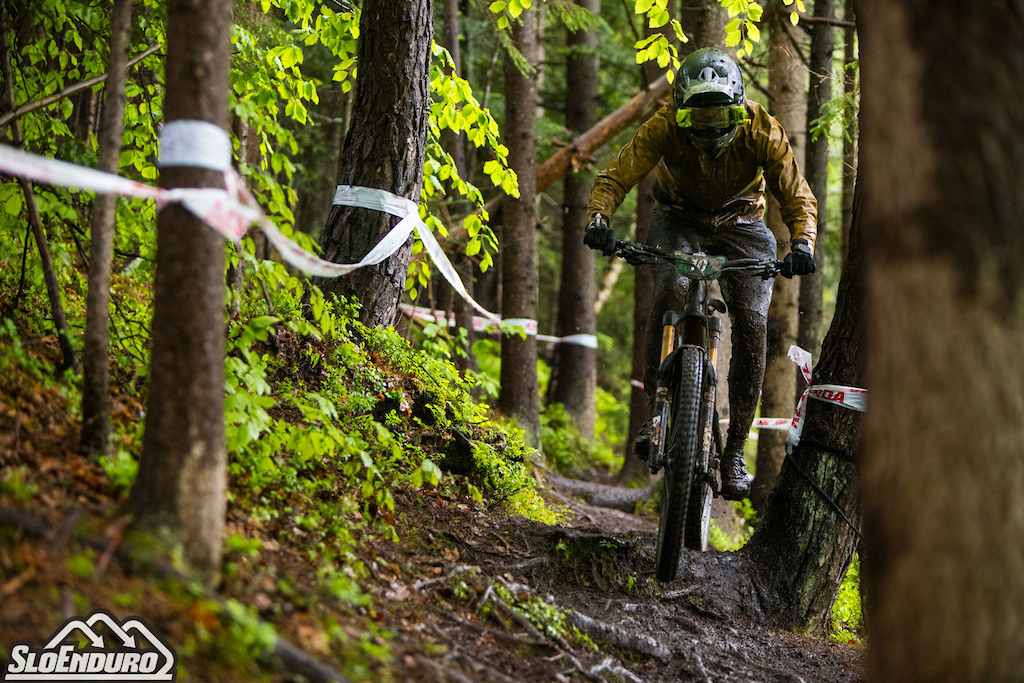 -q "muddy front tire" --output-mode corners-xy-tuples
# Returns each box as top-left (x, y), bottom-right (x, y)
(655, 346), (704, 582)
